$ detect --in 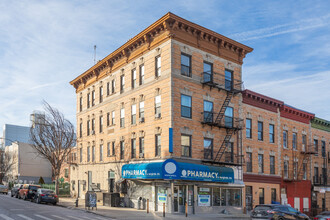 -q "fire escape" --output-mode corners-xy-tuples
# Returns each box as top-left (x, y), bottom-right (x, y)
(201, 70), (244, 166)
(282, 143), (316, 182)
